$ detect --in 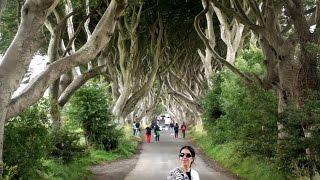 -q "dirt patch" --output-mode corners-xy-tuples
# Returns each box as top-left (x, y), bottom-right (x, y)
(90, 141), (143, 180)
